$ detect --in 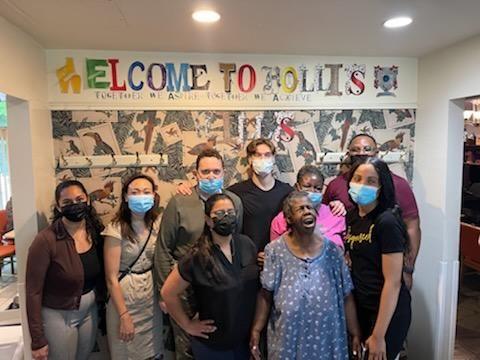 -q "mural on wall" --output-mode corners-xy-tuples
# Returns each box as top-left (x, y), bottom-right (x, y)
(52, 109), (416, 224)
